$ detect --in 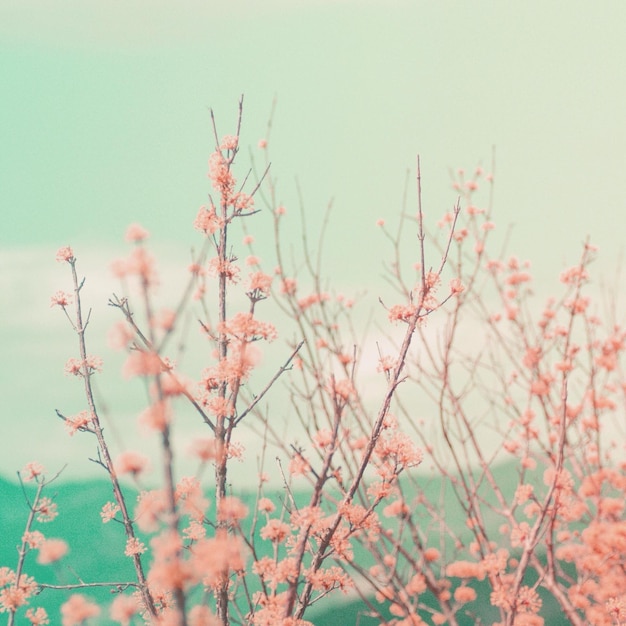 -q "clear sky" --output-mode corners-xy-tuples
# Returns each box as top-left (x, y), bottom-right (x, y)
(2, 1), (626, 480)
